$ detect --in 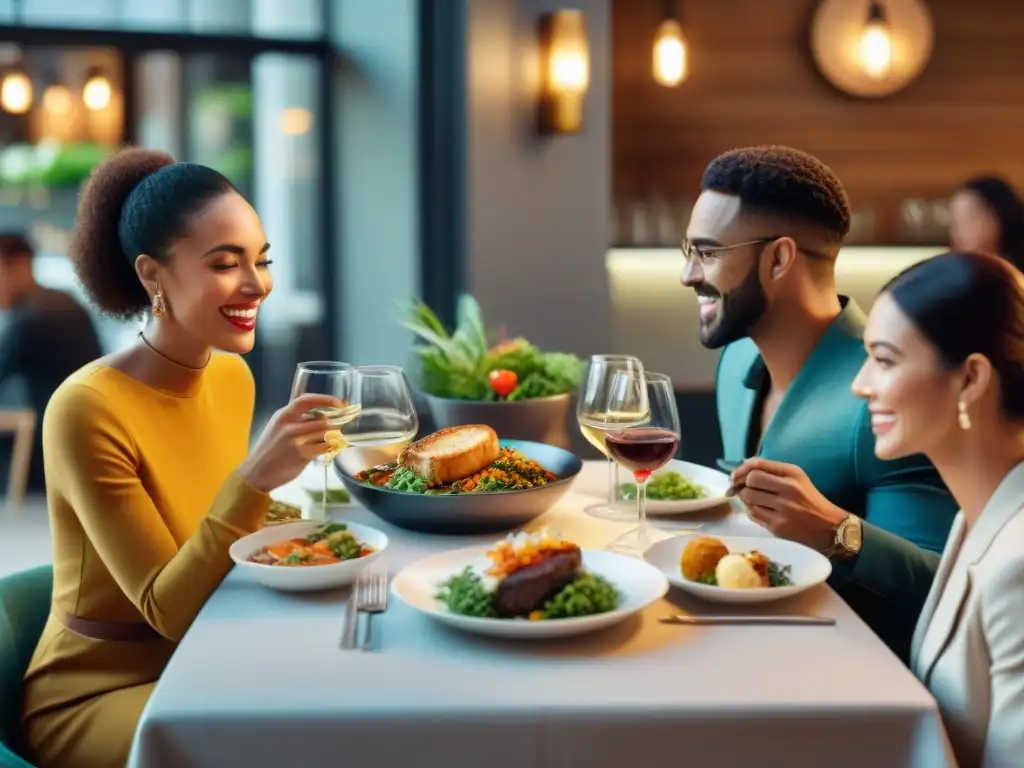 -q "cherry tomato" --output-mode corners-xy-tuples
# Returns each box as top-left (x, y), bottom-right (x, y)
(488, 368), (518, 398)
